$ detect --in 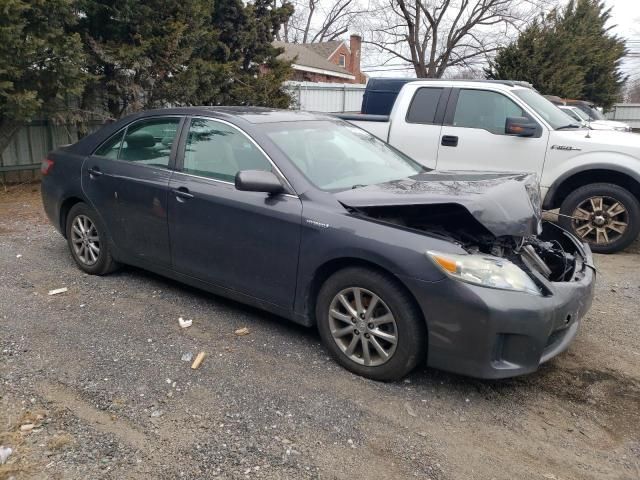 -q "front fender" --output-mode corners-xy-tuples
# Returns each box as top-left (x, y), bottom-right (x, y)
(541, 152), (640, 208)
